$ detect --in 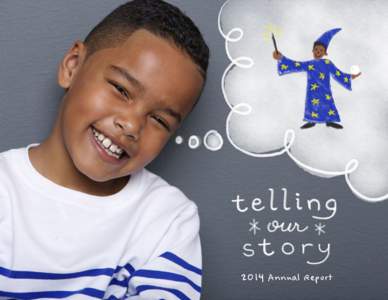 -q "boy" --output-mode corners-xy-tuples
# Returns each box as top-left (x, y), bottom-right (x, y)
(273, 28), (361, 129)
(0, 0), (209, 299)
